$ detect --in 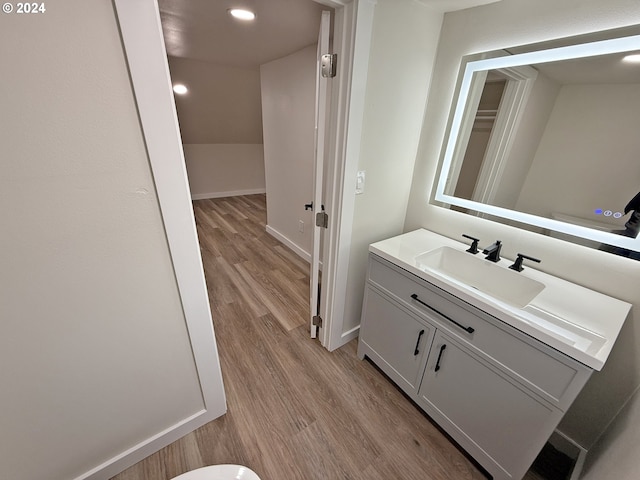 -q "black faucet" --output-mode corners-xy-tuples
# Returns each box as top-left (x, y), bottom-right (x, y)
(482, 240), (502, 262)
